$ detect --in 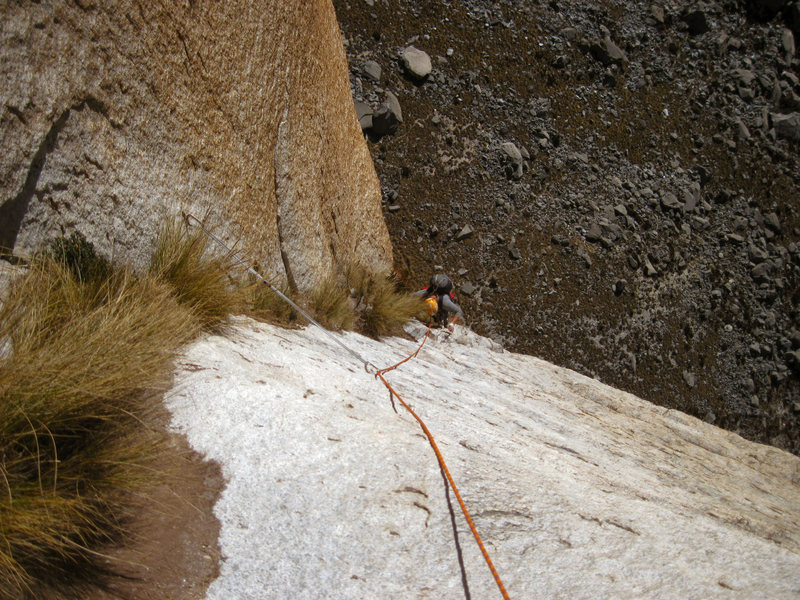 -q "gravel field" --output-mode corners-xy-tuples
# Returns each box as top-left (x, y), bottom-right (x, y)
(334, 0), (800, 454)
